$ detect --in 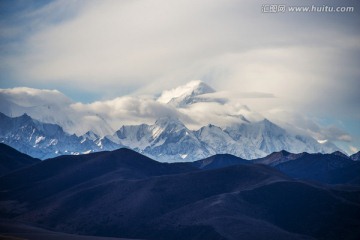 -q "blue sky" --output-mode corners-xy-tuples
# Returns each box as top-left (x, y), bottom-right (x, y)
(0, 0), (359, 154)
